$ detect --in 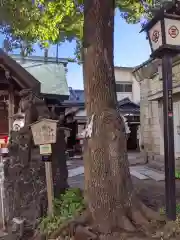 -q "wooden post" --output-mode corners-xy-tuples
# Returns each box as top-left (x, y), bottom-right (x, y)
(30, 120), (59, 217)
(8, 87), (14, 134)
(45, 160), (54, 216)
